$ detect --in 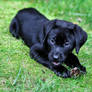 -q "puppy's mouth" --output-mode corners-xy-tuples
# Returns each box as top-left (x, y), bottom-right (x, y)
(52, 61), (60, 66)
